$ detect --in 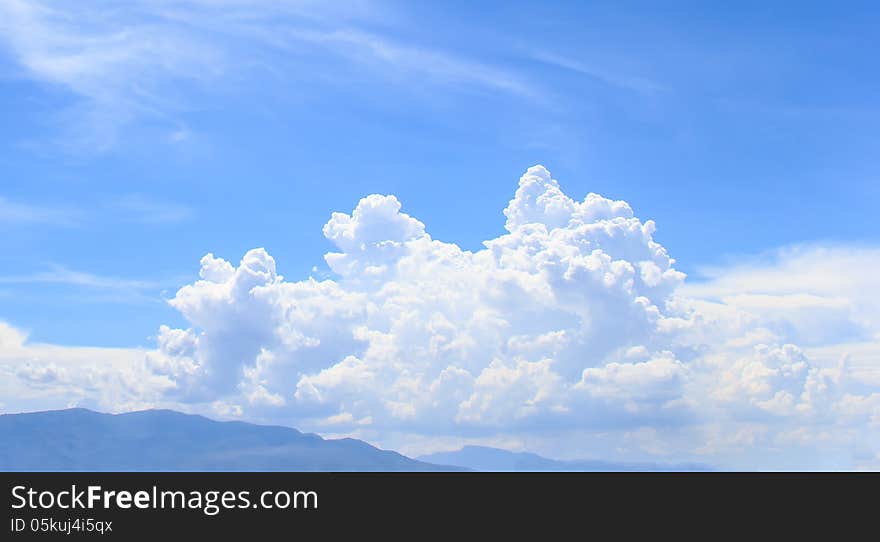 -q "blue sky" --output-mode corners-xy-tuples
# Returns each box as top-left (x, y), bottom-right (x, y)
(2, 0), (877, 346)
(1, 1), (879, 468)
